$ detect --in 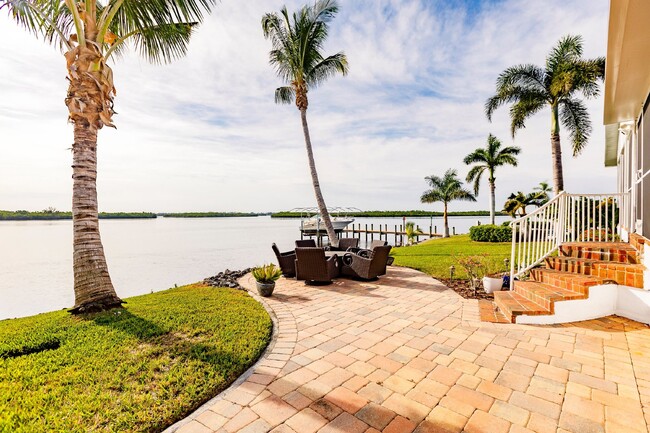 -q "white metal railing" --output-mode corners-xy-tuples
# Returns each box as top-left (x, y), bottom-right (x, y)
(509, 192), (628, 289)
